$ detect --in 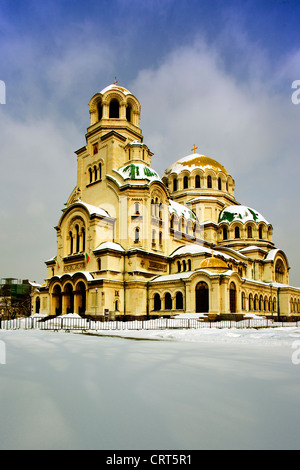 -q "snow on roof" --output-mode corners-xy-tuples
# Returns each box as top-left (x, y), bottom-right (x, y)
(150, 271), (193, 283)
(239, 246), (267, 254)
(170, 244), (213, 257)
(219, 205), (270, 225)
(94, 242), (125, 252)
(169, 199), (197, 221)
(100, 83), (131, 96)
(164, 153), (228, 176)
(115, 163), (162, 183)
(73, 200), (111, 218)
